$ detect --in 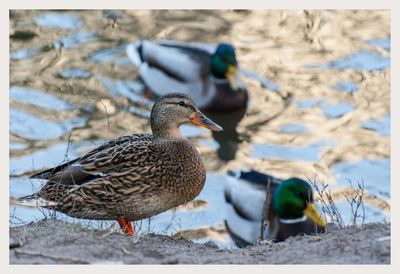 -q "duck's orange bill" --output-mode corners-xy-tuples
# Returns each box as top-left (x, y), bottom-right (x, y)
(190, 112), (223, 132)
(304, 203), (326, 227)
